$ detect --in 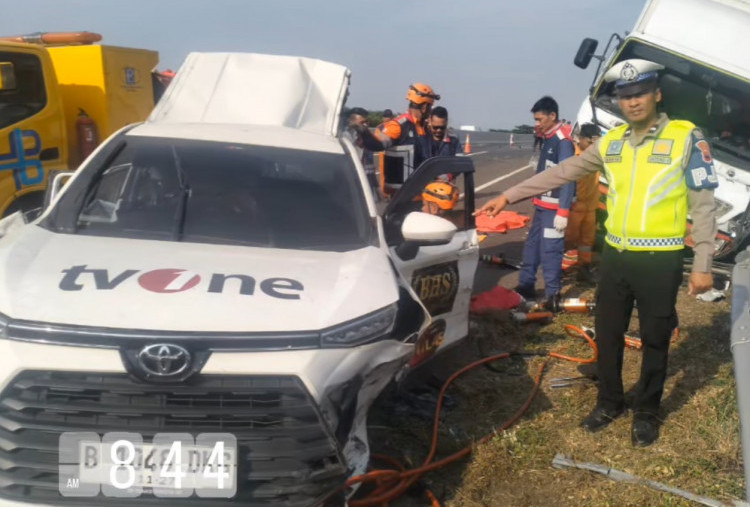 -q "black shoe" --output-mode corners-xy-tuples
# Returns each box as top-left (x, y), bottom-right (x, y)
(576, 264), (595, 283)
(515, 285), (536, 301)
(543, 294), (561, 313)
(581, 405), (625, 433)
(631, 414), (660, 447)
